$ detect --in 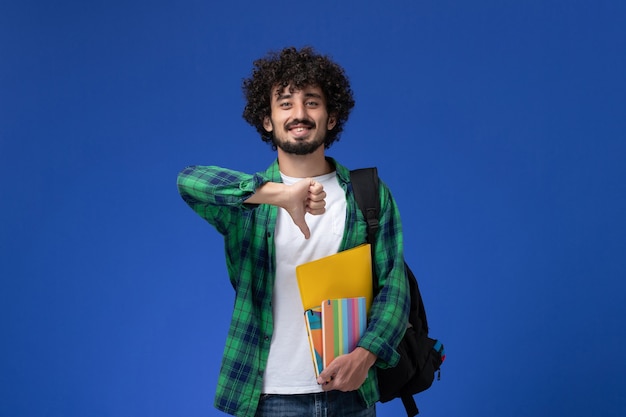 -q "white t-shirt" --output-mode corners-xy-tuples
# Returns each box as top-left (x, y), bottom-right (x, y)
(262, 171), (346, 394)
